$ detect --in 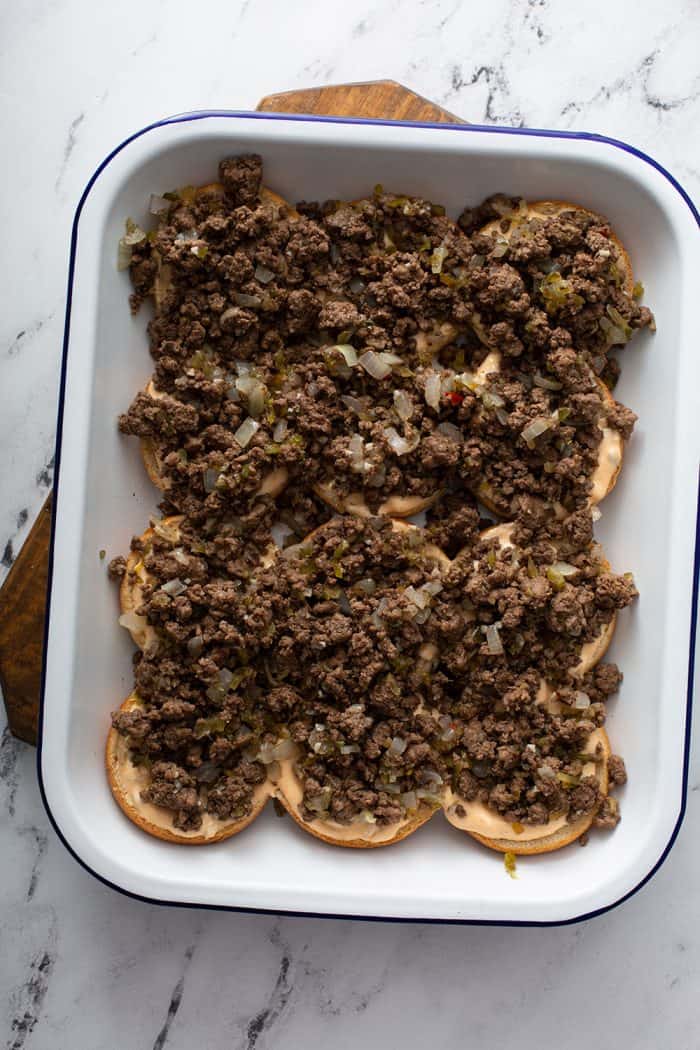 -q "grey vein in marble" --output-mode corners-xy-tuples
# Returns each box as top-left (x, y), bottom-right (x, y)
(7, 935), (56, 1050)
(0, 726), (22, 817)
(151, 944), (197, 1050)
(54, 112), (85, 193)
(243, 924), (293, 1050)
